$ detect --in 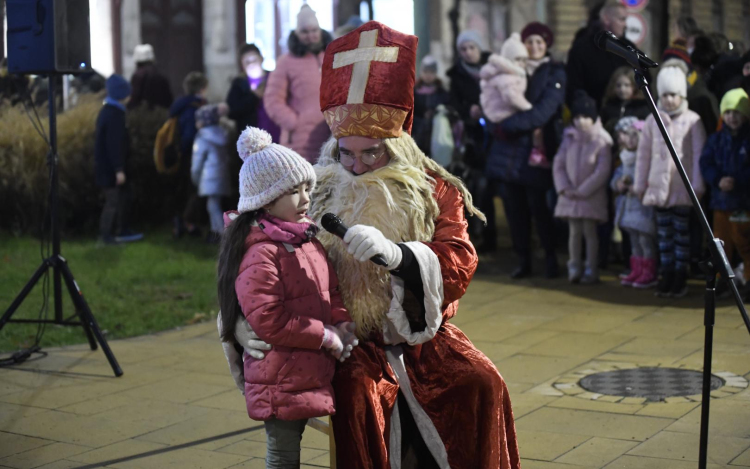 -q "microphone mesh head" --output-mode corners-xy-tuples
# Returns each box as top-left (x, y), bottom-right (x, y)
(321, 213), (342, 232)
